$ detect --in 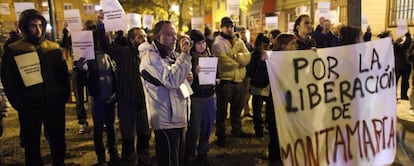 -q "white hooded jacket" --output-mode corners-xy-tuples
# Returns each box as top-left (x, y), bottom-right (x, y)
(139, 41), (192, 130)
